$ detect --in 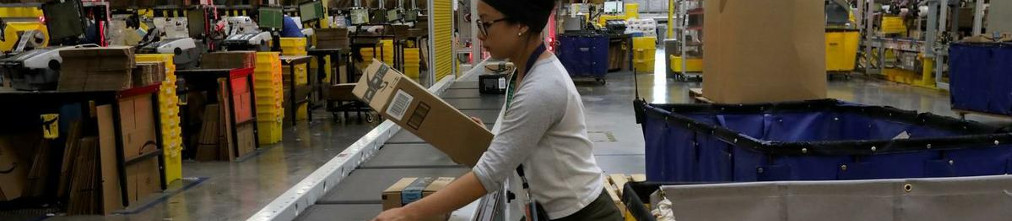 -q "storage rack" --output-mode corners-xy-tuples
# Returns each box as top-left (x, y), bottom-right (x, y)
(175, 68), (259, 160)
(0, 83), (167, 210)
